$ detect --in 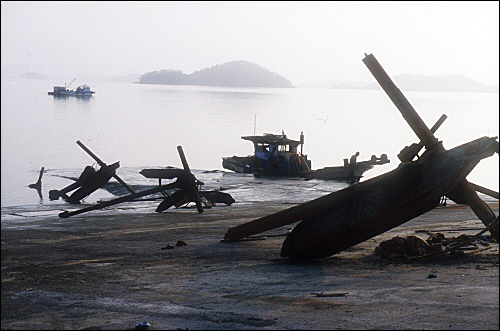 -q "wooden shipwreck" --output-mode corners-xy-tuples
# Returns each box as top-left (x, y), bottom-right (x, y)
(58, 145), (215, 218)
(224, 53), (499, 259)
(49, 140), (132, 204)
